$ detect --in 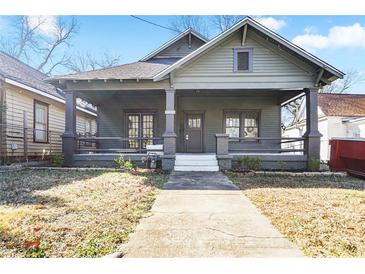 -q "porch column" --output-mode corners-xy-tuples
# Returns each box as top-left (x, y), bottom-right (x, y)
(162, 88), (176, 171)
(303, 88), (322, 170)
(62, 90), (77, 166)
